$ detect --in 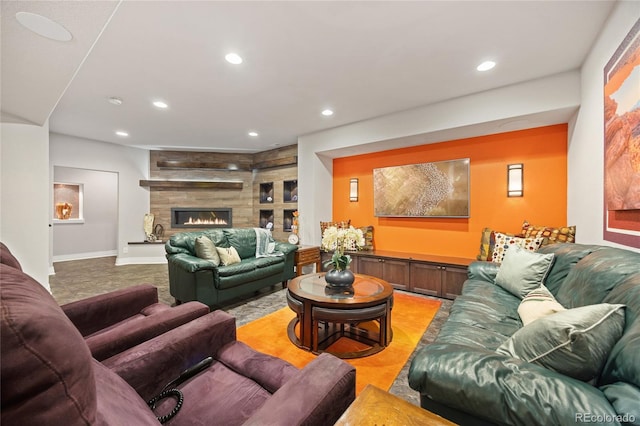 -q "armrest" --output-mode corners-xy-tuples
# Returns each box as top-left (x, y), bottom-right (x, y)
(102, 310), (236, 400)
(467, 260), (500, 282)
(275, 242), (298, 256)
(244, 353), (356, 426)
(168, 252), (219, 273)
(88, 301), (210, 361)
(409, 343), (619, 426)
(61, 284), (158, 336)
